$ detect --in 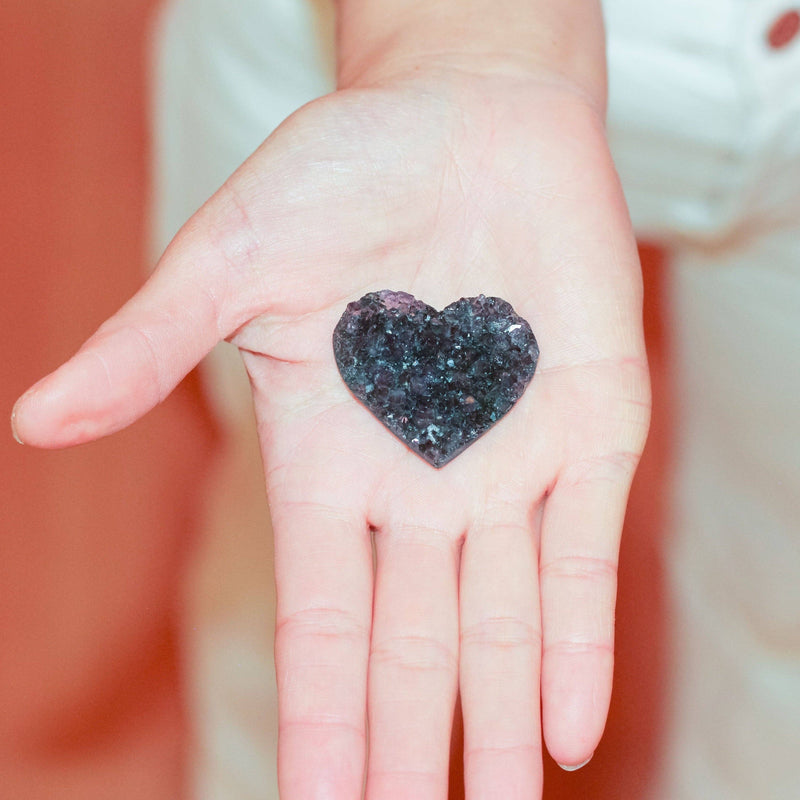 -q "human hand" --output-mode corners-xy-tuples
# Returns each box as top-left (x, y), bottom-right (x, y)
(12, 23), (649, 800)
